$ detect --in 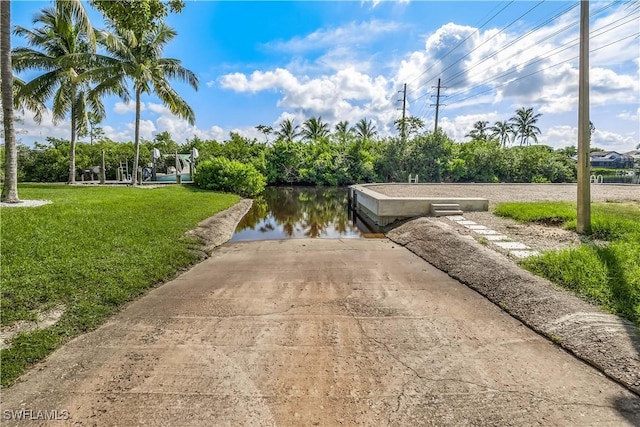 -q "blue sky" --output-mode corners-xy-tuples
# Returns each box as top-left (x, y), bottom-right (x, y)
(10, 1), (640, 152)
